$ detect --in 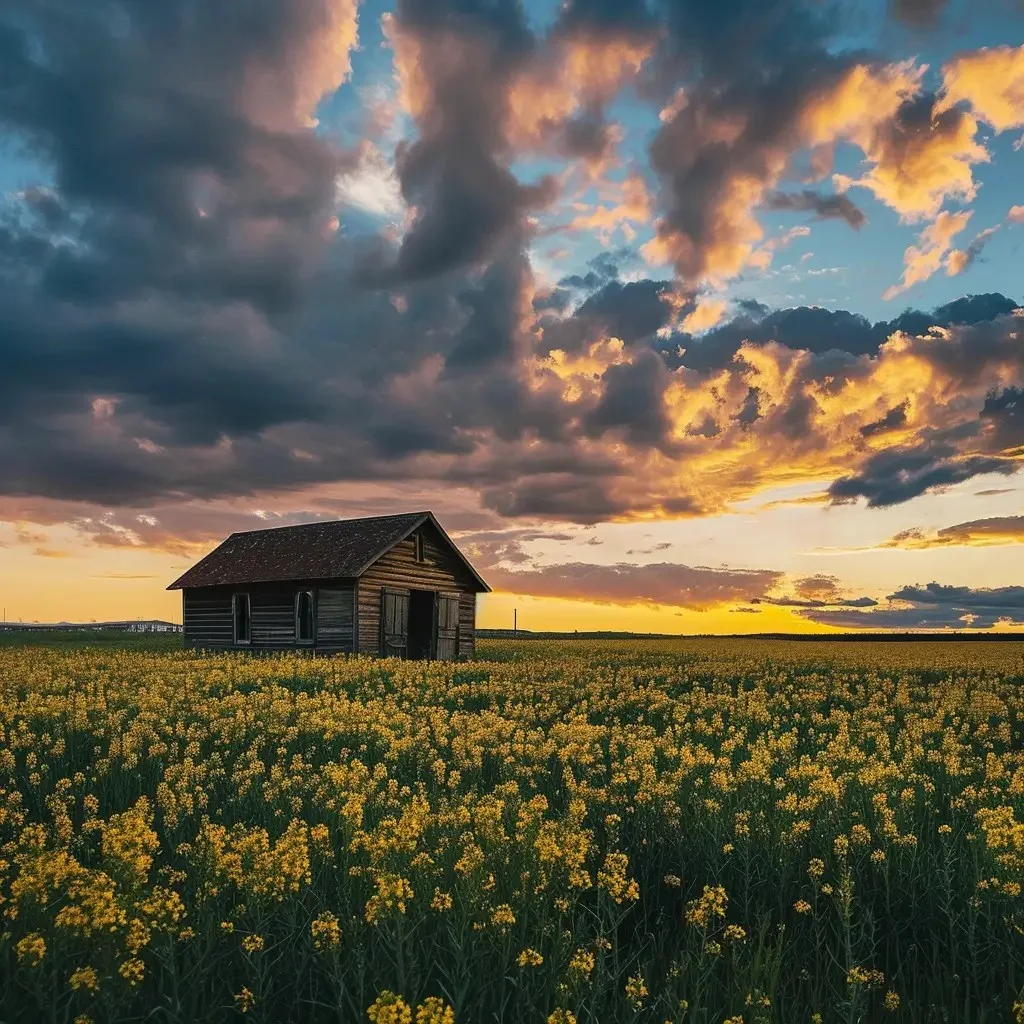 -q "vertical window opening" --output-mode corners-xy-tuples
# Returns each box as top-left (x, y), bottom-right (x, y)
(233, 593), (250, 644)
(296, 590), (314, 643)
(413, 532), (424, 562)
